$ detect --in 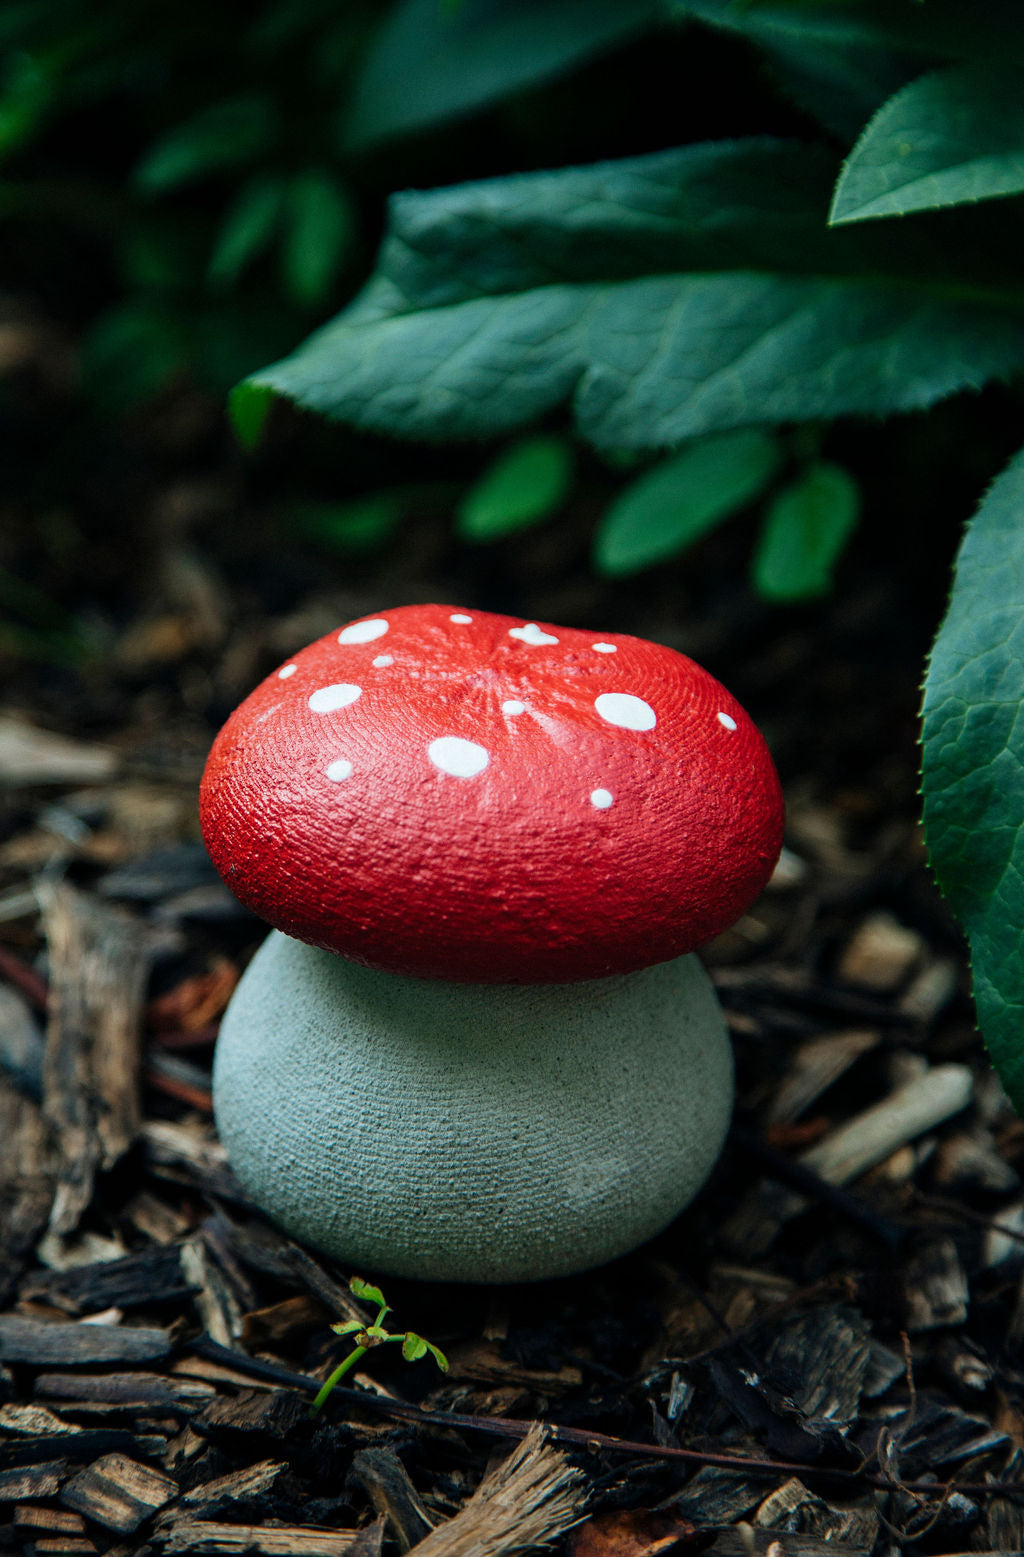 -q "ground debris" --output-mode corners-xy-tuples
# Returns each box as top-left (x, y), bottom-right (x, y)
(0, 550), (1022, 1553)
(752, 1477), (878, 1547)
(407, 1424), (586, 1557)
(40, 881), (150, 1235)
(59, 1451), (177, 1532)
(0, 1314), (172, 1366)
